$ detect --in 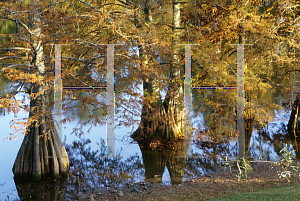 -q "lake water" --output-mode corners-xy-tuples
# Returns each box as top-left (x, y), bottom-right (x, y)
(0, 87), (297, 200)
